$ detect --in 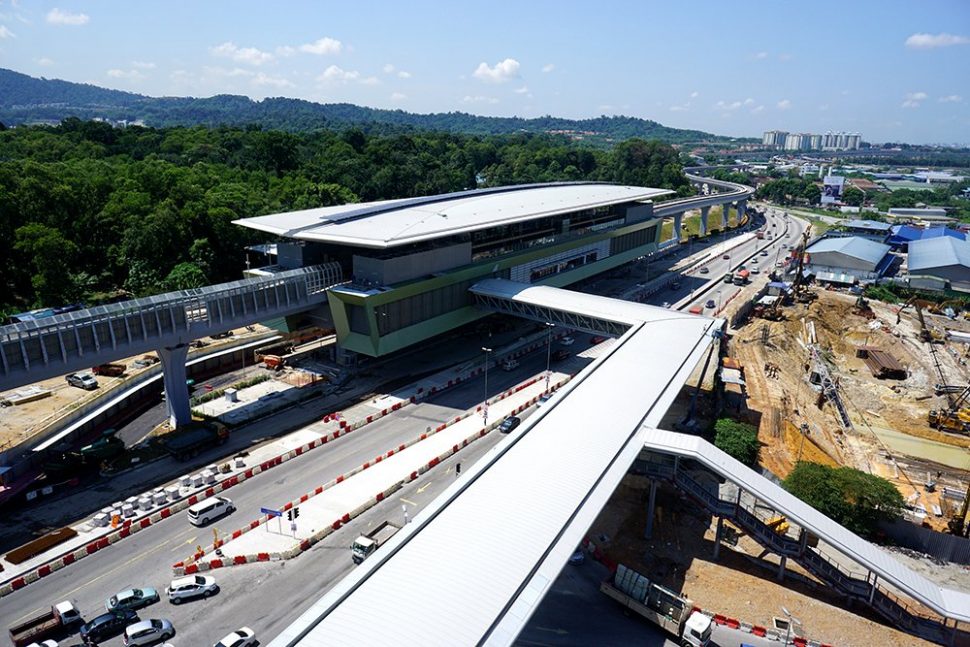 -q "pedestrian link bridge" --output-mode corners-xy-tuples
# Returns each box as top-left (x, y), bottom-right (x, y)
(269, 281), (970, 647)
